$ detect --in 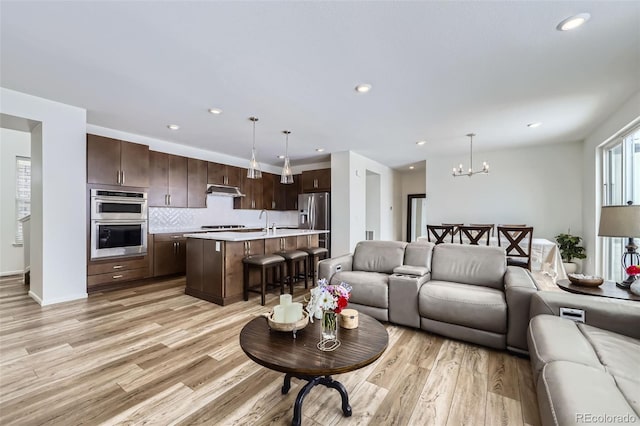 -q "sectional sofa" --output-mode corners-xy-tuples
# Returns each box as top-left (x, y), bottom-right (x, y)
(318, 240), (539, 353)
